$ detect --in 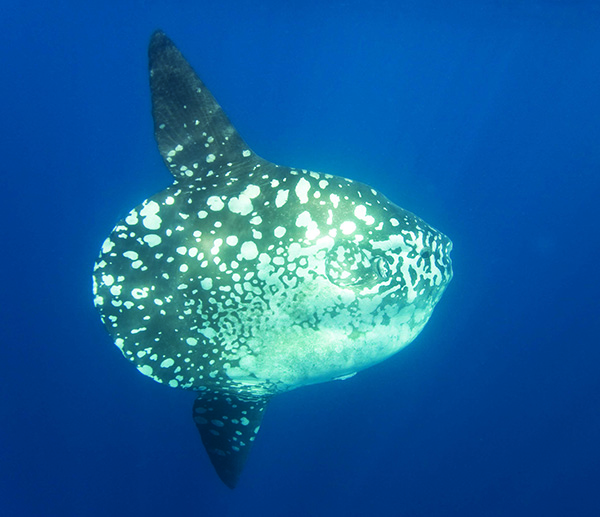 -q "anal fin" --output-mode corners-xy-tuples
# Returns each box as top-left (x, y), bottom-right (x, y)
(193, 390), (270, 488)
